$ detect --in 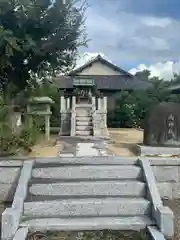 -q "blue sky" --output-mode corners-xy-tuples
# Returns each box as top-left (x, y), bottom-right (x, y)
(79, 0), (180, 79)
